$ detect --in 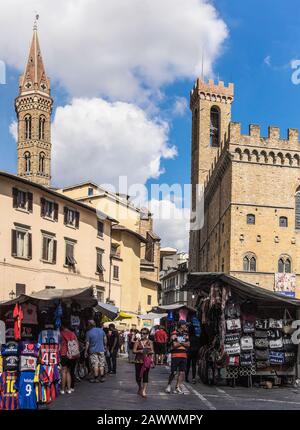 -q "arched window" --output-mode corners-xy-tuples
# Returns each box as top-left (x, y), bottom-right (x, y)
(243, 253), (257, 272)
(24, 115), (32, 140)
(24, 151), (31, 173)
(296, 190), (300, 229)
(39, 152), (45, 173)
(279, 216), (288, 227)
(210, 106), (220, 147)
(39, 115), (46, 140)
(278, 256), (292, 273)
(247, 214), (255, 225)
